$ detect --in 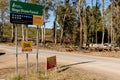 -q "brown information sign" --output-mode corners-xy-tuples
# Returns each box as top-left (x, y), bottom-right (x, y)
(47, 56), (56, 70)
